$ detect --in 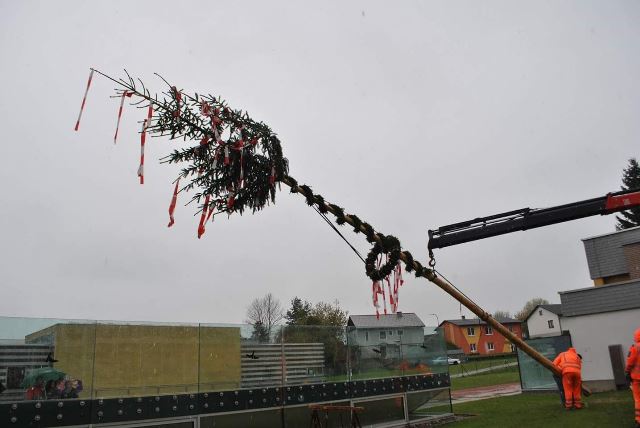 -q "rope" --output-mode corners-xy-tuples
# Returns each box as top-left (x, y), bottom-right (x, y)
(312, 206), (366, 264)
